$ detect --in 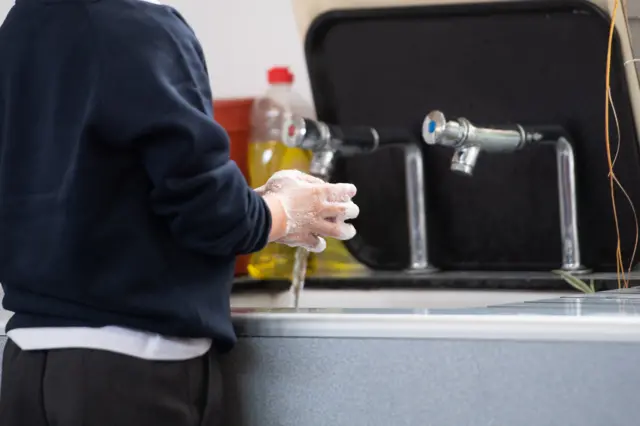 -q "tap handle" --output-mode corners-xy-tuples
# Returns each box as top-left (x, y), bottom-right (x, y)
(281, 115), (328, 151)
(422, 110), (455, 146)
(422, 110), (527, 152)
(282, 115), (407, 154)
